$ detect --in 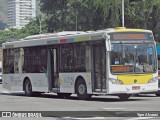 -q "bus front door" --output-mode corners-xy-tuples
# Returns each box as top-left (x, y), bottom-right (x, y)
(48, 48), (59, 90)
(93, 44), (106, 92)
